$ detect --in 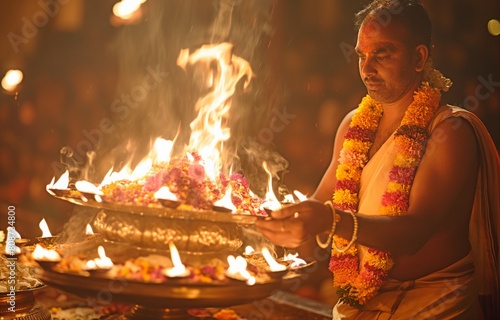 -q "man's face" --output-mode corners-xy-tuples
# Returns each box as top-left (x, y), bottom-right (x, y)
(355, 19), (421, 103)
